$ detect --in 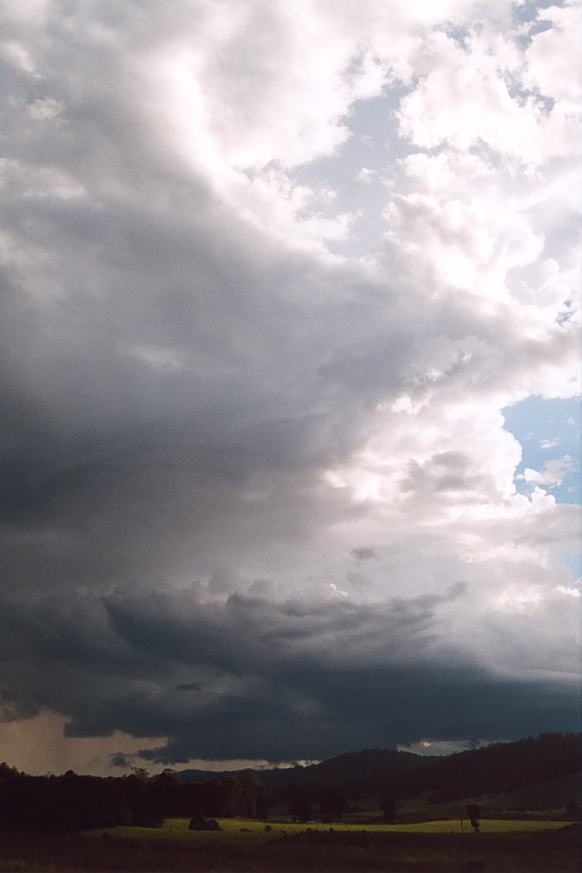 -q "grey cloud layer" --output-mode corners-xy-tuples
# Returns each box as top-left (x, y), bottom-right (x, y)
(0, 584), (577, 762)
